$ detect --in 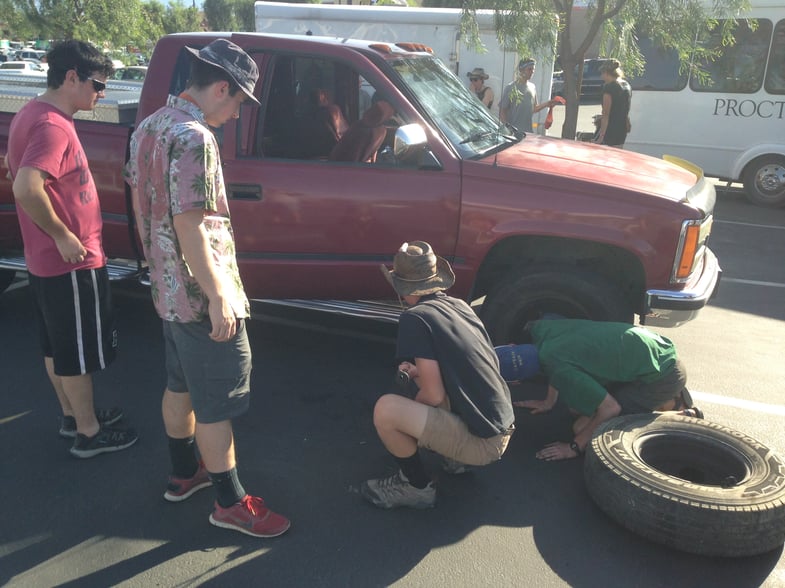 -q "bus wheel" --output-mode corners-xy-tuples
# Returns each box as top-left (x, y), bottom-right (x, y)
(743, 155), (785, 208)
(584, 413), (785, 557)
